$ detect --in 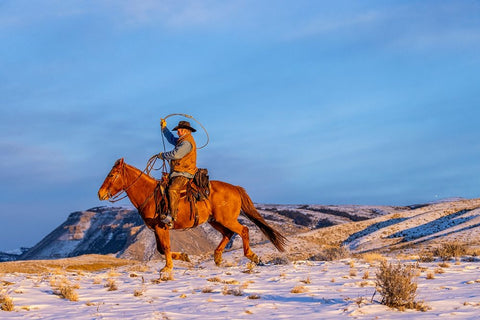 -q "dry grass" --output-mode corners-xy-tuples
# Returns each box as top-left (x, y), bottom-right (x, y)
(201, 287), (214, 293)
(362, 271), (369, 279)
(107, 268), (122, 278)
(105, 278), (118, 291)
(300, 277), (311, 284)
(0, 255), (134, 274)
(207, 277), (239, 285)
(0, 292), (14, 311)
(433, 242), (468, 261)
(290, 285), (308, 294)
(240, 281), (254, 290)
(242, 262), (257, 274)
(133, 288), (144, 297)
(359, 252), (386, 264)
(434, 267), (445, 274)
(222, 285), (243, 296)
(128, 264), (150, 273)
(308, 245), (351, 261)
(418, 250), (435, 263)
(375, 261), (419, 310)
(207, 277), (222, 283)
(51, 278), (79, 302)
(426, 272), (435, 280)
